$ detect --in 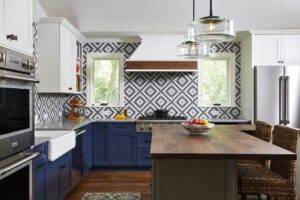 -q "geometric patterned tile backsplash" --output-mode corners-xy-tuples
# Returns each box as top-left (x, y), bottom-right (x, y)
(66, 42), (242, 120)
(33, 19), (241, 121)
(35, 93), (69, 122)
